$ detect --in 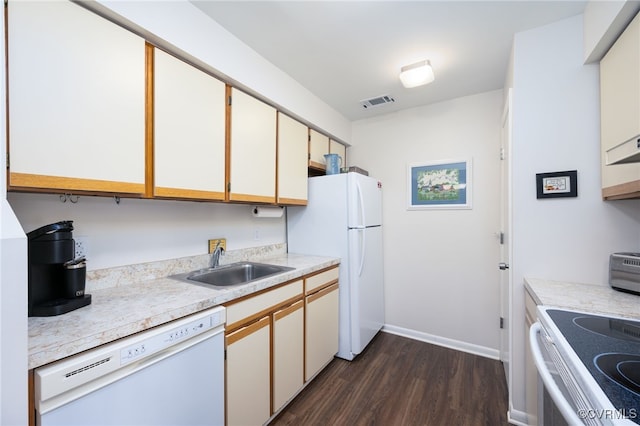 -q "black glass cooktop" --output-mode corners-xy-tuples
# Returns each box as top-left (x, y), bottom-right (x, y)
(547, 309), (640, 424)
